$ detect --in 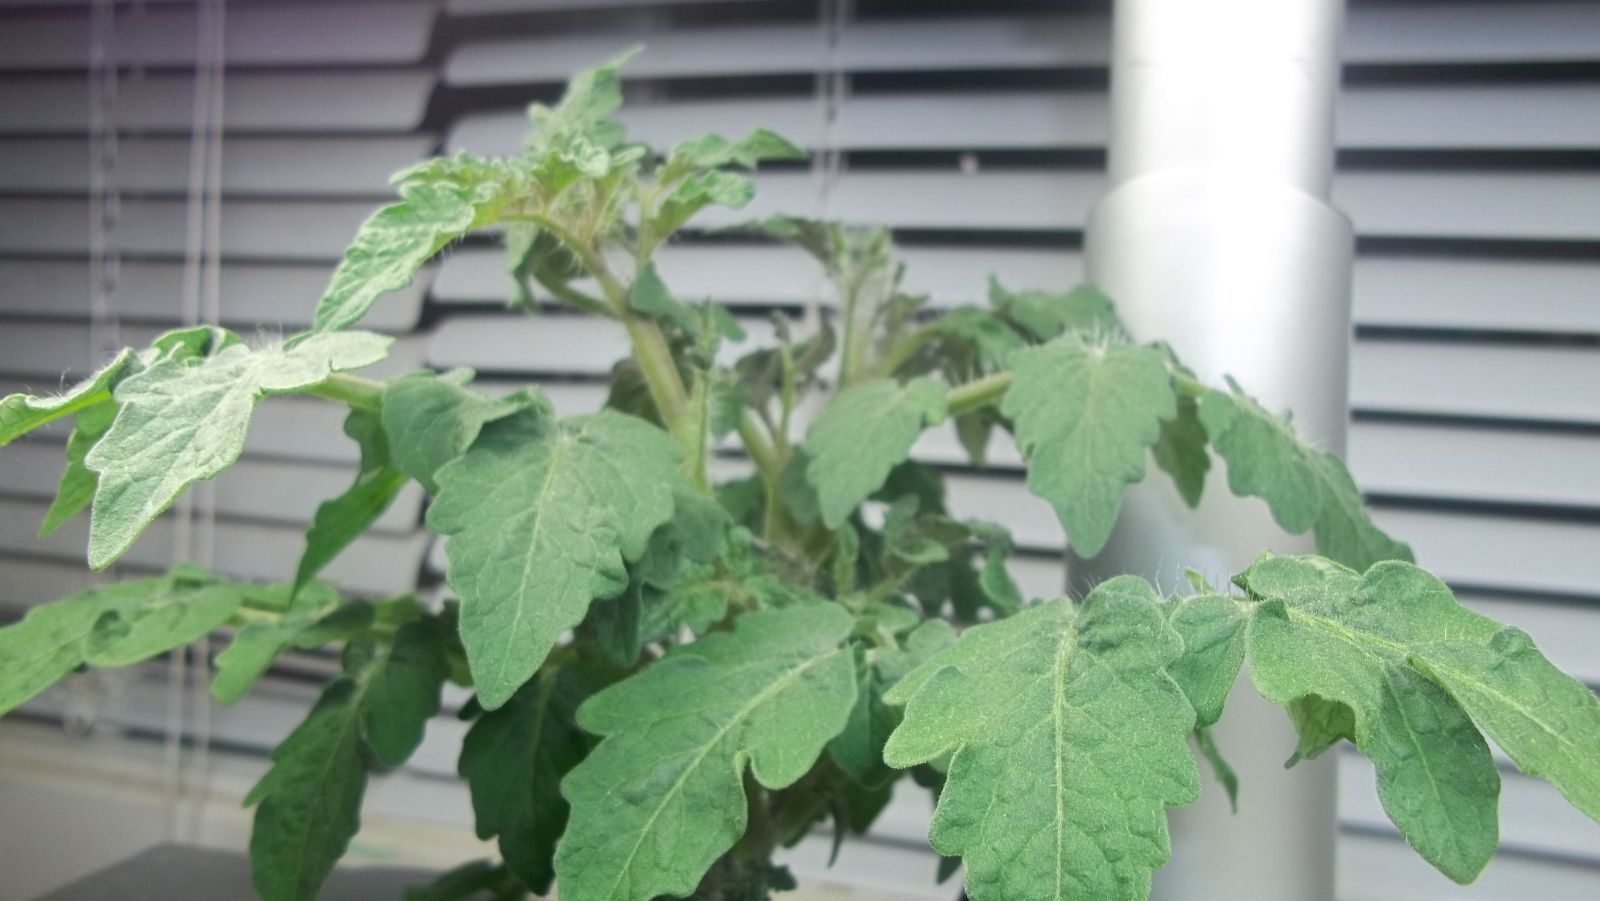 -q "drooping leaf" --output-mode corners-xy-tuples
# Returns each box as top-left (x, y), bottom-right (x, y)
(1198, 380), (1412, 570)
(829, 620), (957, 788)
(652, 170), (755, 238)
(38, 398), (116, 536)
(380, 371), (546, 494)
(803, 376), (947, 529)
(1001, 335), (1177, 557)
(988, 279), (1121, 343)
(1194, 727), (1240, 813)
(554, 605), (858, 901)
(0, 568), (246, 715)
(292, 410), (407, 595)
(1240, 555), (1570, 882)
(428, 408), (686, 709)
(883, 577), (1199, 901)
(247, 619), (450, 901)
(311, 155), (516, 333)
(460, 668), (600, 894)
(0, 348), (137, 445)
(83, 332), (391, 569)
(658, 128), (805, 182)
(210, 583), (350, 705)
